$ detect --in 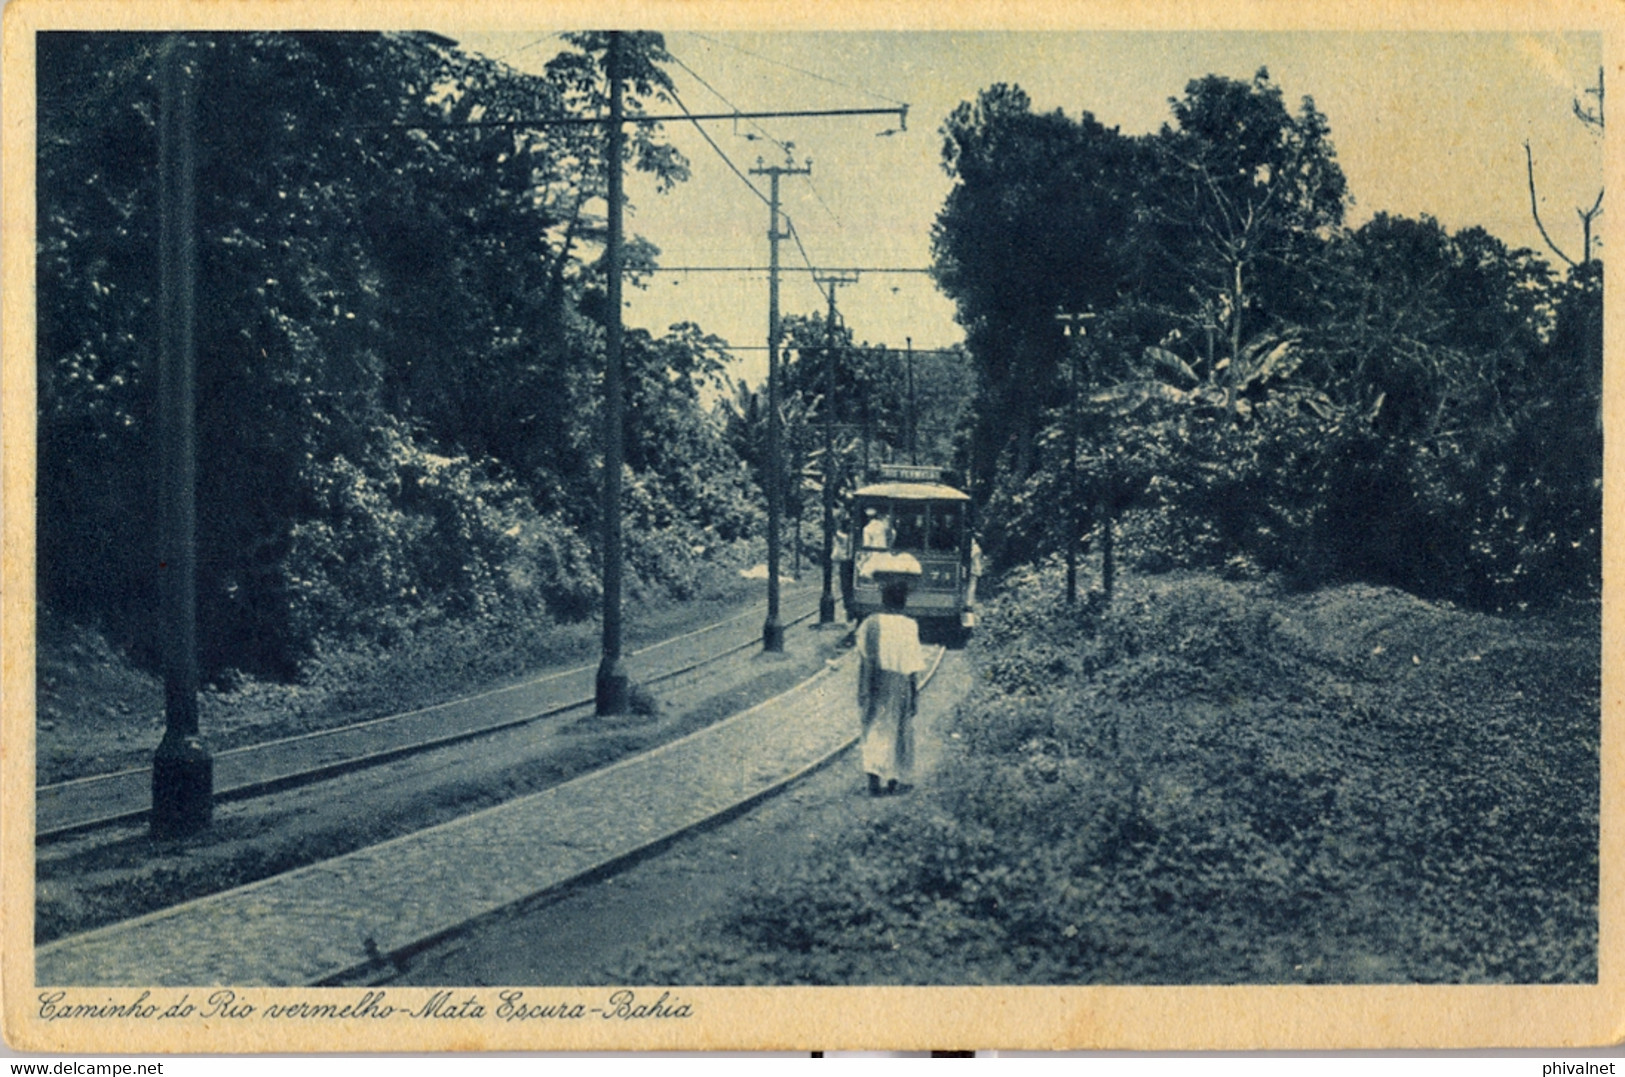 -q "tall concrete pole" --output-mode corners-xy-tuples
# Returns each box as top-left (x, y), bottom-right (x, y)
(151, 34), (212, 838)
(815, 273), (856, 625)
(750, 156), (810, 653)
(596, 32), (630, 714)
